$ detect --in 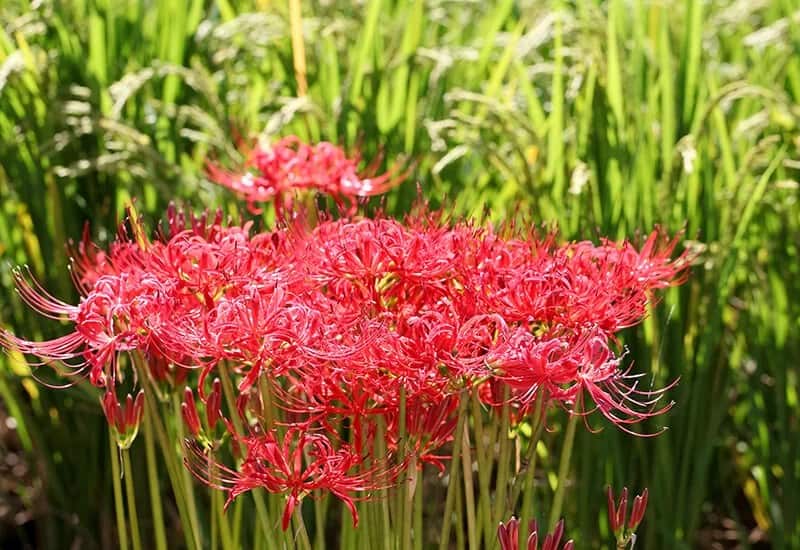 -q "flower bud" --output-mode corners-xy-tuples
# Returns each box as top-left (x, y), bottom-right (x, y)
(101, 389), (145, 449)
